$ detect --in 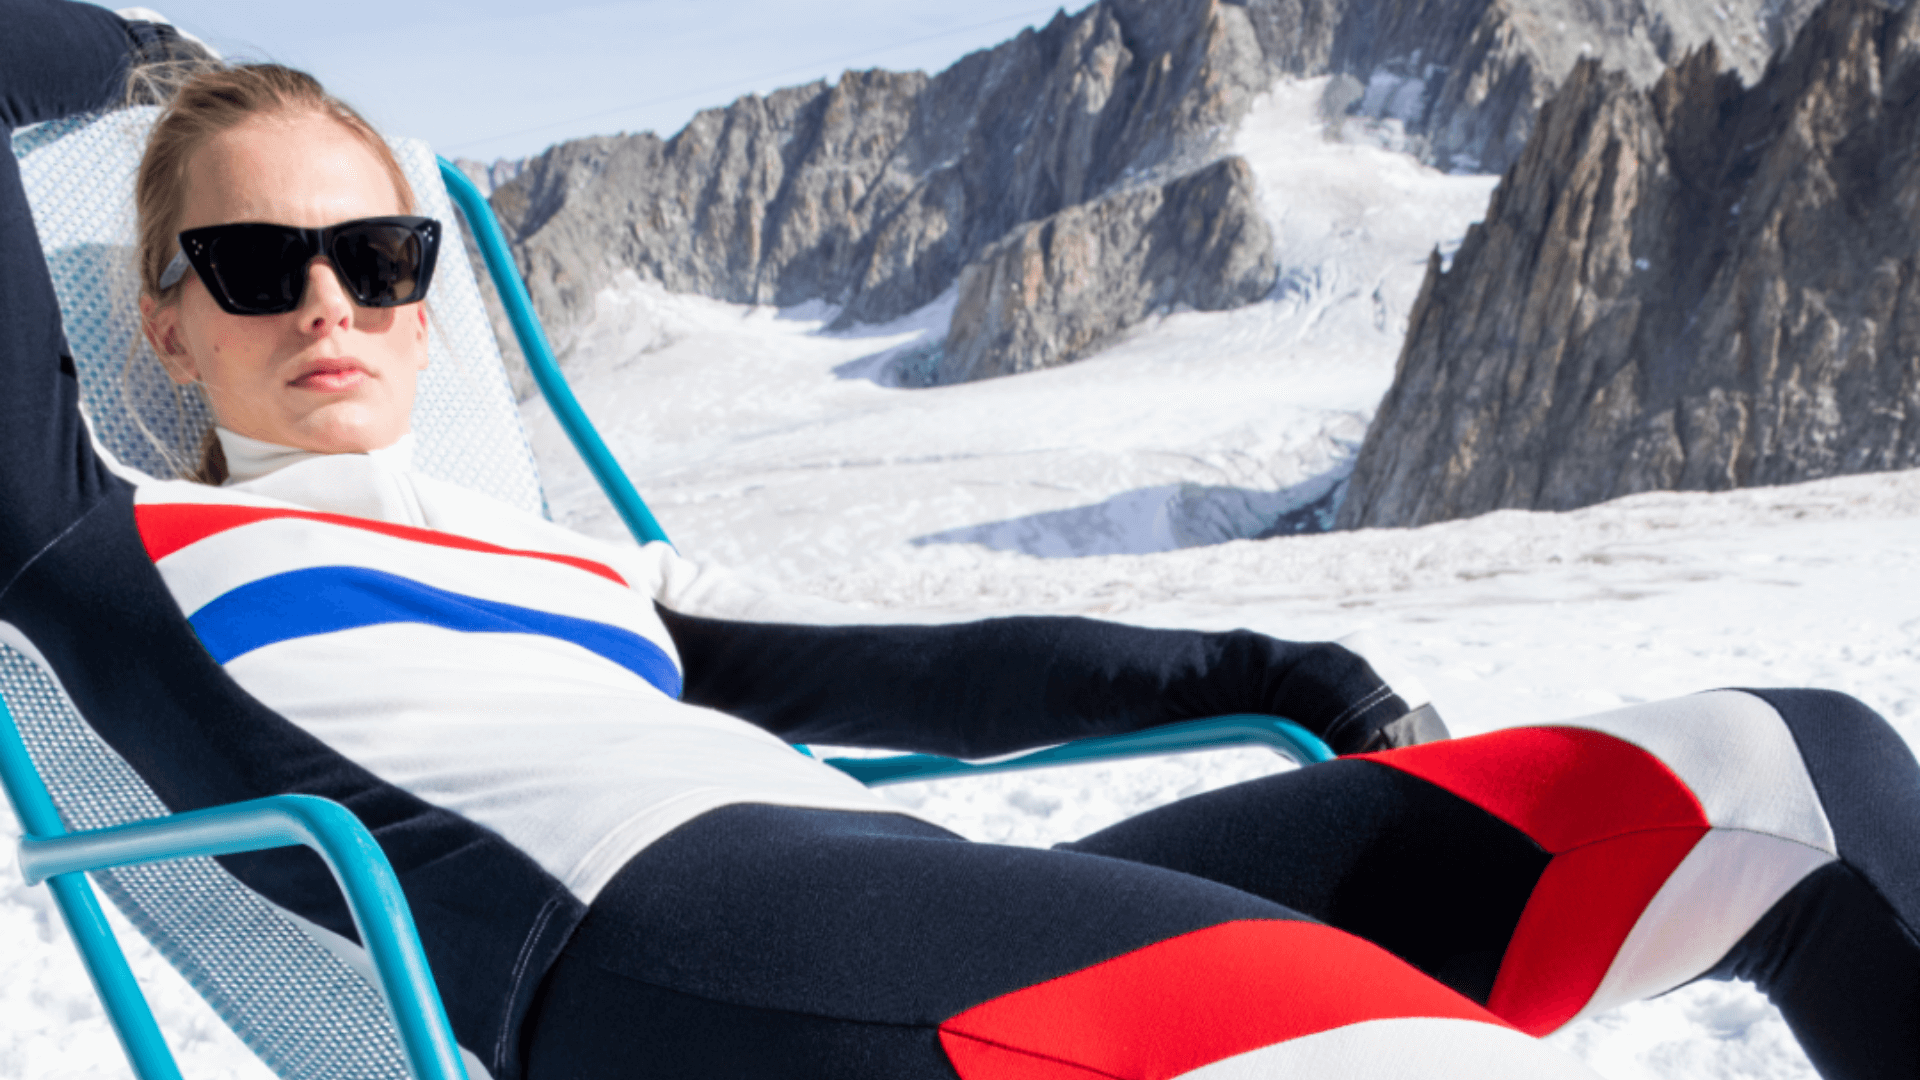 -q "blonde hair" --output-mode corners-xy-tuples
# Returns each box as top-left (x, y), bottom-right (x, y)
(132, 63), (418, 483)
